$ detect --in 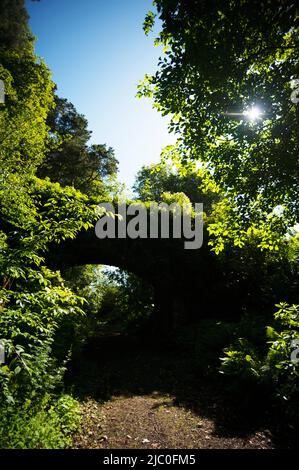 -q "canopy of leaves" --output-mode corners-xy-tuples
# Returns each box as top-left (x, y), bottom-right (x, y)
(0, 0), (100, 408)
(133, 150), (220, 214)
(140, 0), (299, 229)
